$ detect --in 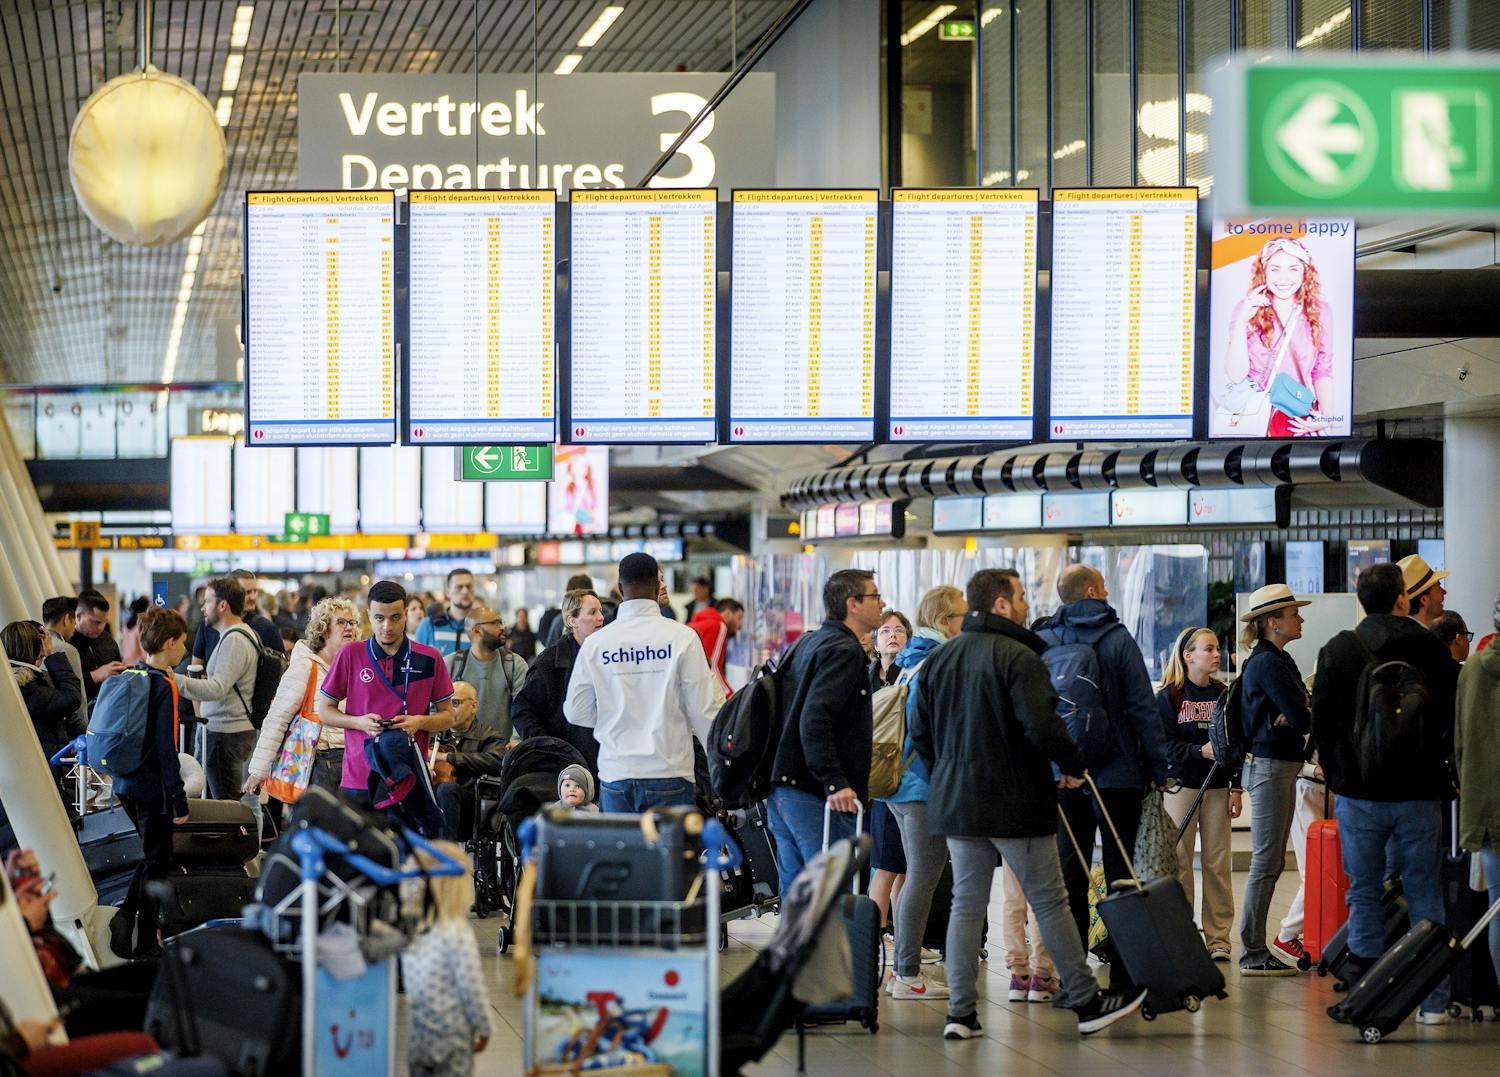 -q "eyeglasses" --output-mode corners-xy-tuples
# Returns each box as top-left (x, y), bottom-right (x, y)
(334, 618), (356, 629)
(857, 592), (882, 603)
(877, 625), (907, 636)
